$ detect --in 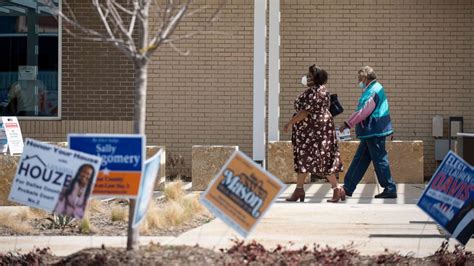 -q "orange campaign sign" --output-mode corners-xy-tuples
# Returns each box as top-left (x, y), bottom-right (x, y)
(200, 150), (286, 238)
